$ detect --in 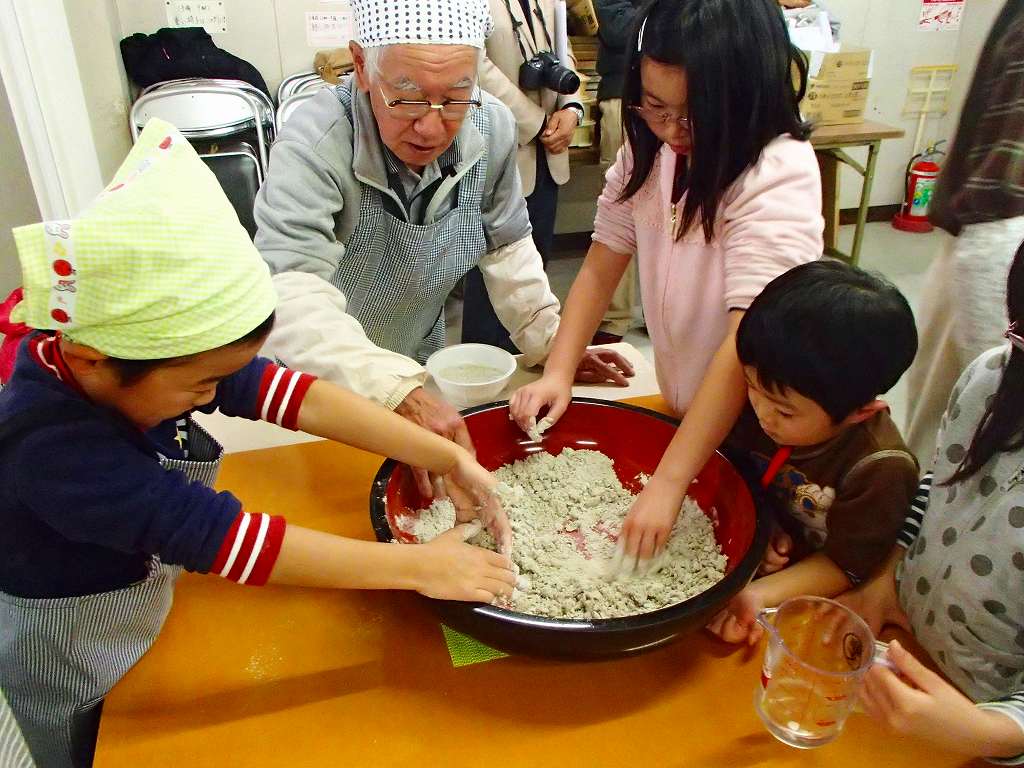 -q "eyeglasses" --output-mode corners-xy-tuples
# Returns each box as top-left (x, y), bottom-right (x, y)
(1006, 322), (1024, 352)
(378, 85), (481, 121)
(629, 104), (690, 129)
